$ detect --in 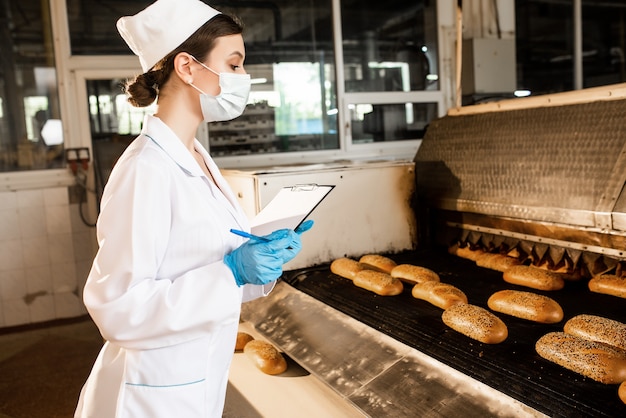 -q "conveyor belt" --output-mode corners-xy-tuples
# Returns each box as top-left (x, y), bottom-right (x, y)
(282, 249), (626, 418)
